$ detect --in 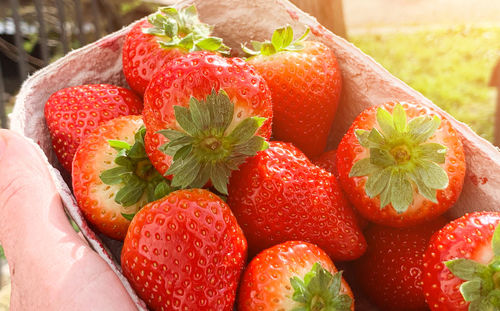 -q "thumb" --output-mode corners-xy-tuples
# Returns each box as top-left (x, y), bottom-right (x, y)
(0, 129), (137, 311)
